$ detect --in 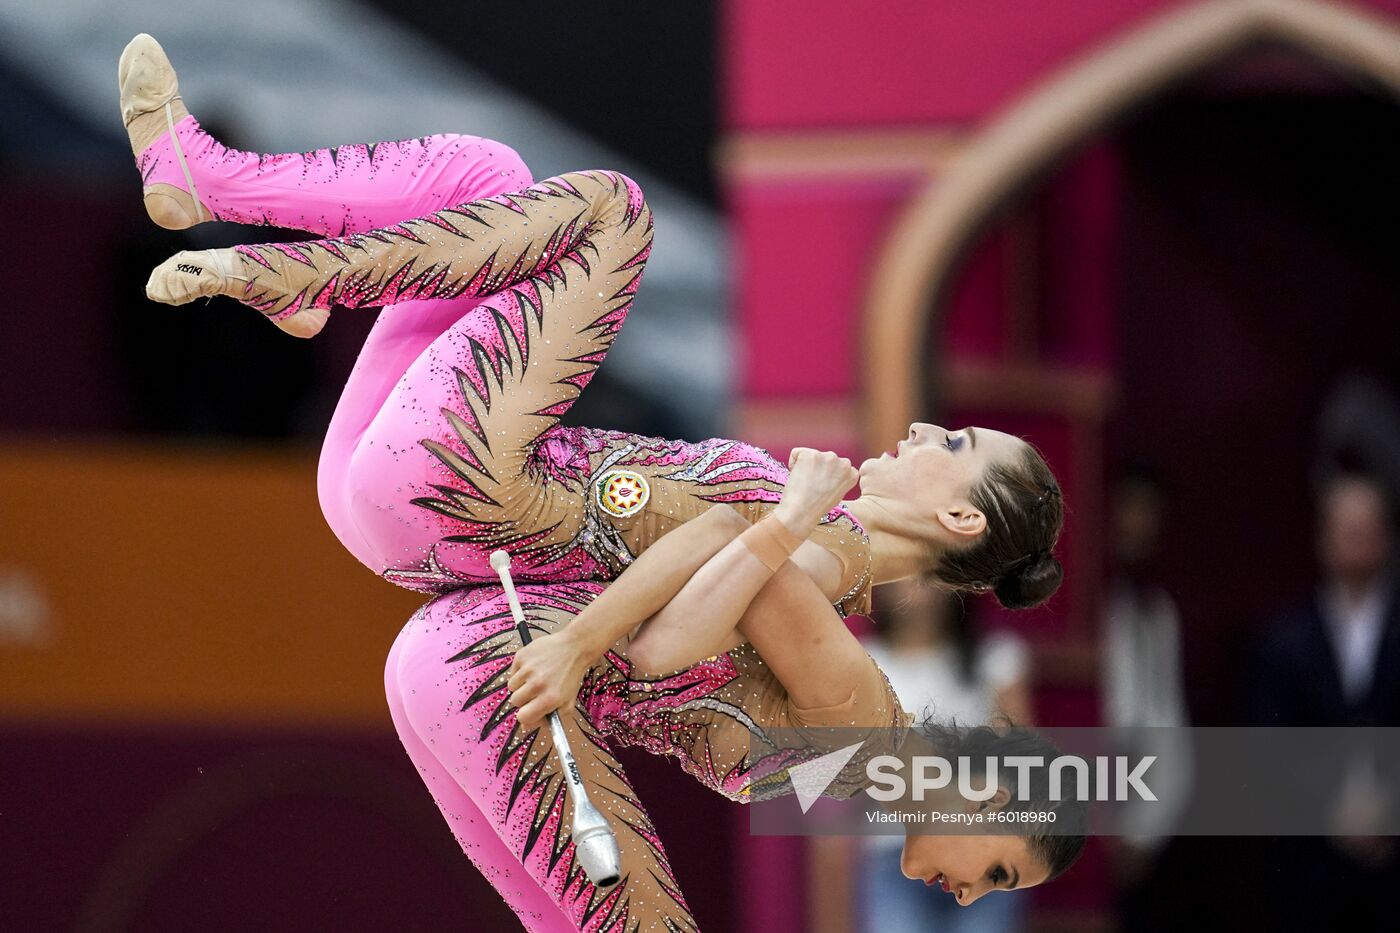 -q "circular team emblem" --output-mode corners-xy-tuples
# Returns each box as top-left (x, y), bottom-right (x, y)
(595, 469), (650, 518)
